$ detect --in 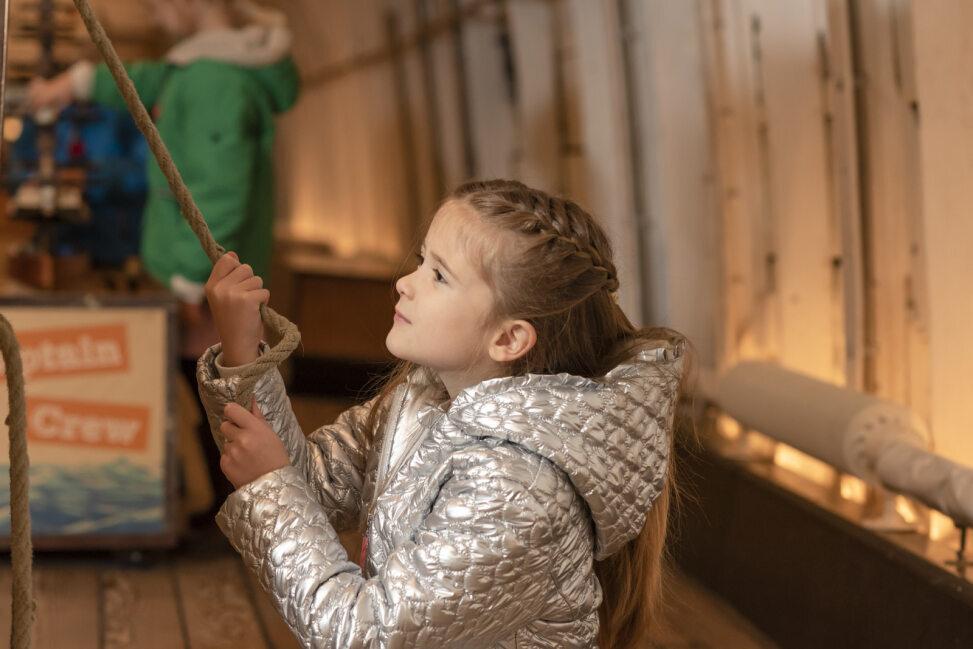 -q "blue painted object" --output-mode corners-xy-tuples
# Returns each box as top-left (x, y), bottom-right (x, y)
(6, 103), (148, 266)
